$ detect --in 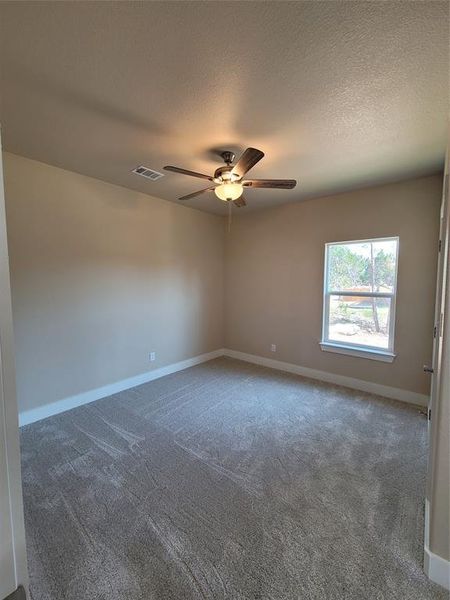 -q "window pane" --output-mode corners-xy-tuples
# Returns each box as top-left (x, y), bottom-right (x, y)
(327, 295), (392, 349)
(327, 239), (398, 293)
